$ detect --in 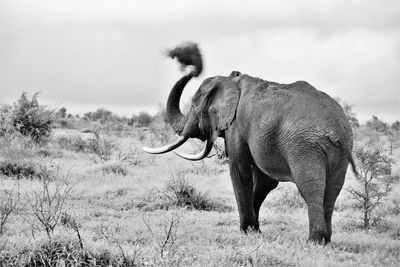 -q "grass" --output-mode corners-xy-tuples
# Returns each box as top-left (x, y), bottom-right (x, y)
(0, 128), (399, 266)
